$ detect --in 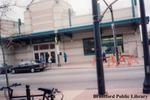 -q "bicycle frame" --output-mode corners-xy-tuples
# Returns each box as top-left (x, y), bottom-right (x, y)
(1, 84), (63, 100)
